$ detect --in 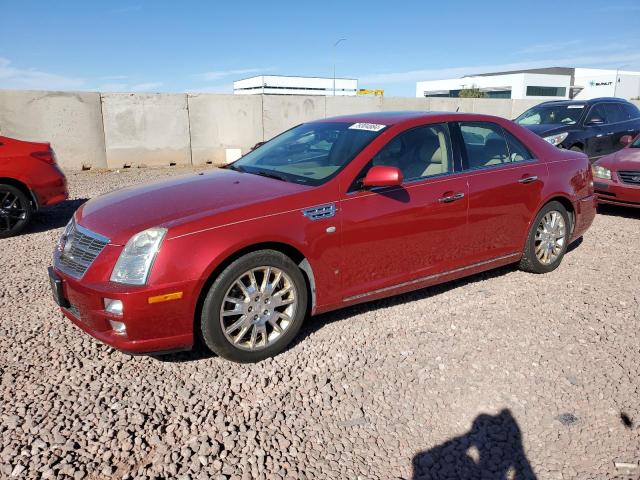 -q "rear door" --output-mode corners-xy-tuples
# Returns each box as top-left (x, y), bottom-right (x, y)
(338, 123), (469, 301)
(456, 121), (548, 262)
(583, 103), (614, 158)
(603, 103), (634, 153)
